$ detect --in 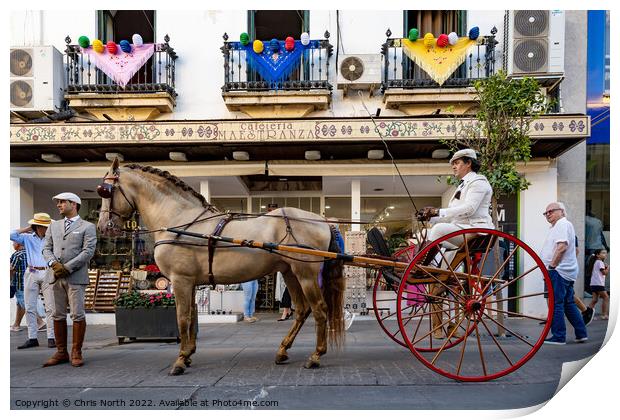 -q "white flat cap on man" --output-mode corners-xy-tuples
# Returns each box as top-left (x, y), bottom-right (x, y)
(449, 148), (478, 165)
(52, 192), (81, 204)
